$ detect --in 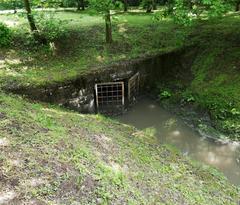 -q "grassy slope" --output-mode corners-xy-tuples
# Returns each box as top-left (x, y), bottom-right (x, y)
(153, 14), (240, 139)
(0, 12), (239, 137)
(183, 15), (240, 138)
(0, 91), (239, 204)
(0, 11), (184, 88)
